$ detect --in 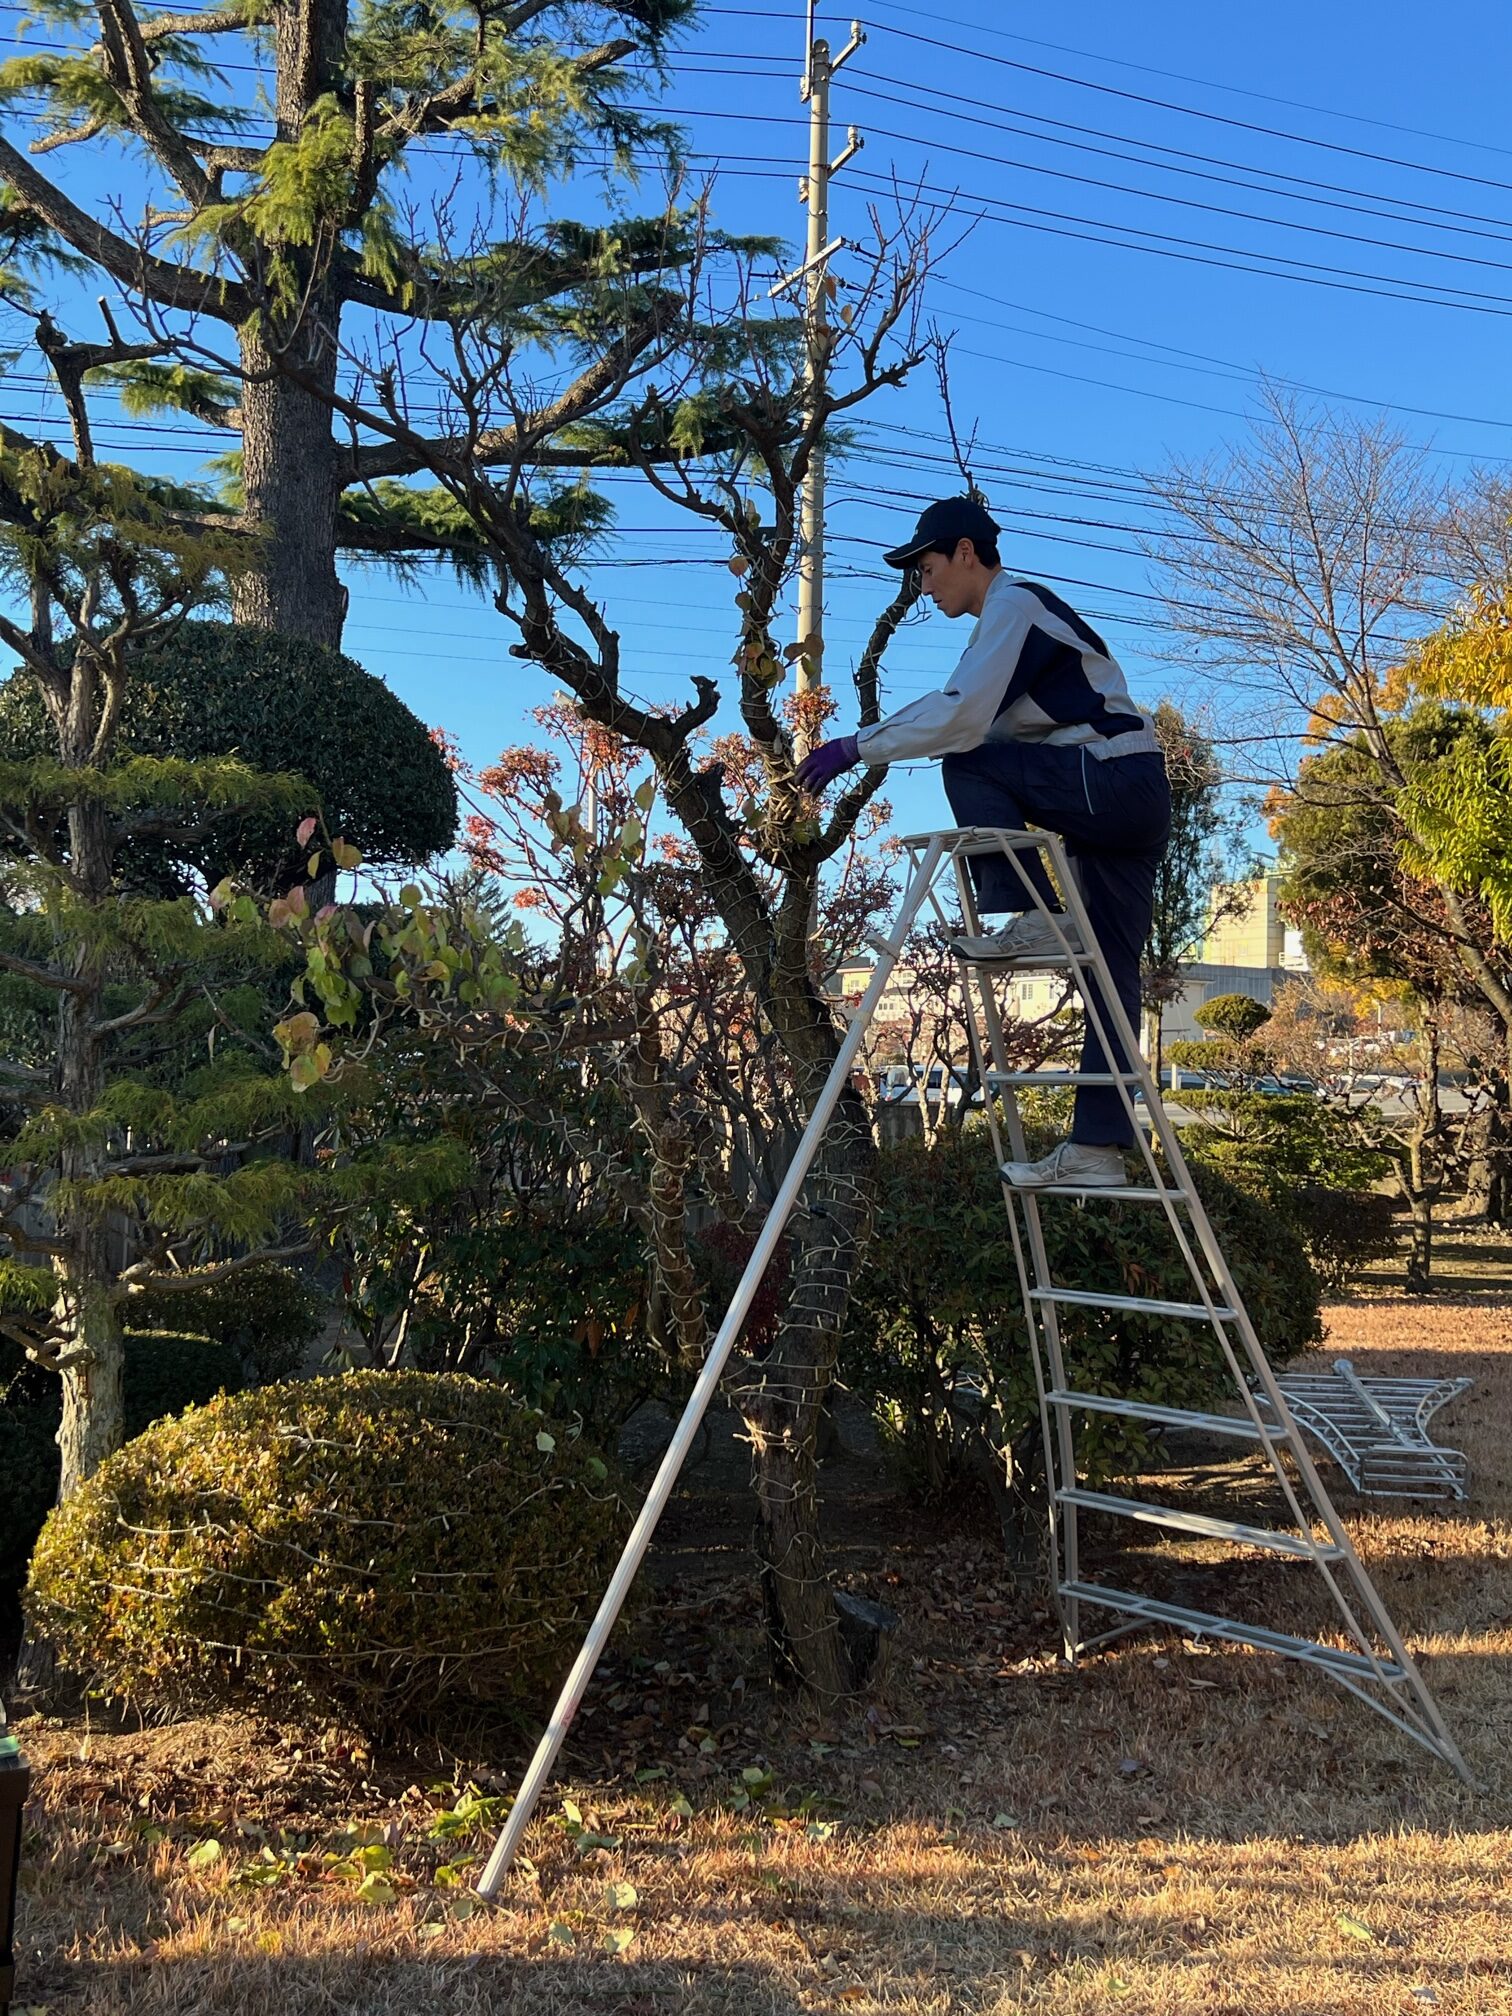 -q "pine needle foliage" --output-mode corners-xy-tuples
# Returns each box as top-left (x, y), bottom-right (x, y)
(0, 0), (746, 624)
(0, 429), (469, 1499)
